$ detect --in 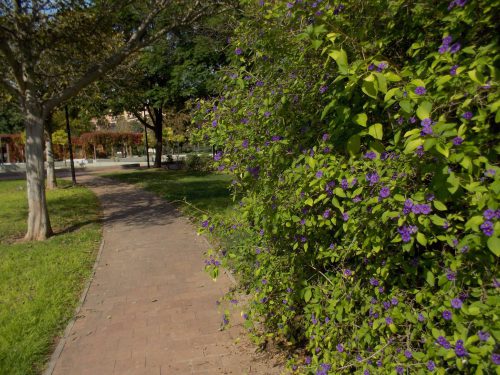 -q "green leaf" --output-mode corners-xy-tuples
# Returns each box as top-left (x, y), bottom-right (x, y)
(362, 80), (378, 98)
(305, 197), (314, 206)
(416, 101), (432, 120)
(329, 49), (348, 74)
(404, 138), (424, 154)
(346, 134), (361, 155)
(426, 270), (435, 287)
(417, 232), (427, 246)
(375, 73), (387, 93)
(468, 69), (486, 85)
(311, 39), (323, 50)
(368, 123), (383, 140)
(384, 87), (399, 102)
(465, 216), (483, 231)
(304, 288), (312, 302)
(399, 100), (412, 113)
(487, 236), (500, 257)
(436, 142), (449, 158)
(354, 113), (368, 127)
(433, 201), (447, 211)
